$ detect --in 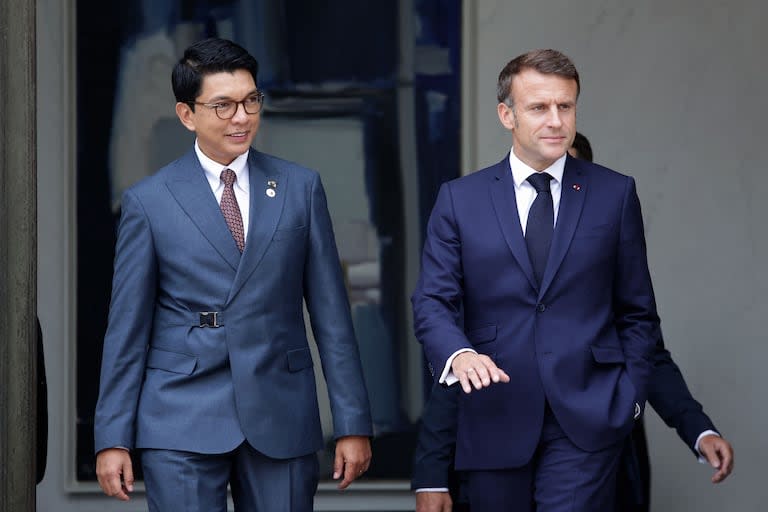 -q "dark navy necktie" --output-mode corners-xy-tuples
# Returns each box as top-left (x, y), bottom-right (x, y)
(525, 172), (554, 286)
